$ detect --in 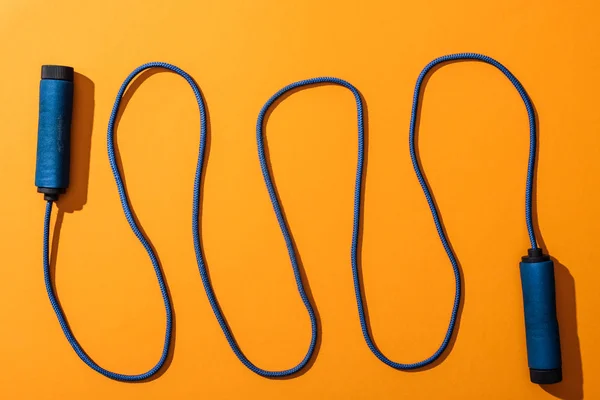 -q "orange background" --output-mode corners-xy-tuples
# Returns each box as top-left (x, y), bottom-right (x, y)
(0, 0), (598, 399)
